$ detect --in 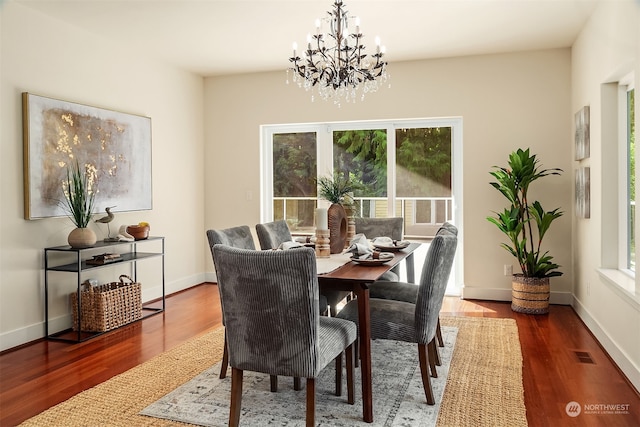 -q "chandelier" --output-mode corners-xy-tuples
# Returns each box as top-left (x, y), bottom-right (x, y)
(287, 0), (389, 105)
